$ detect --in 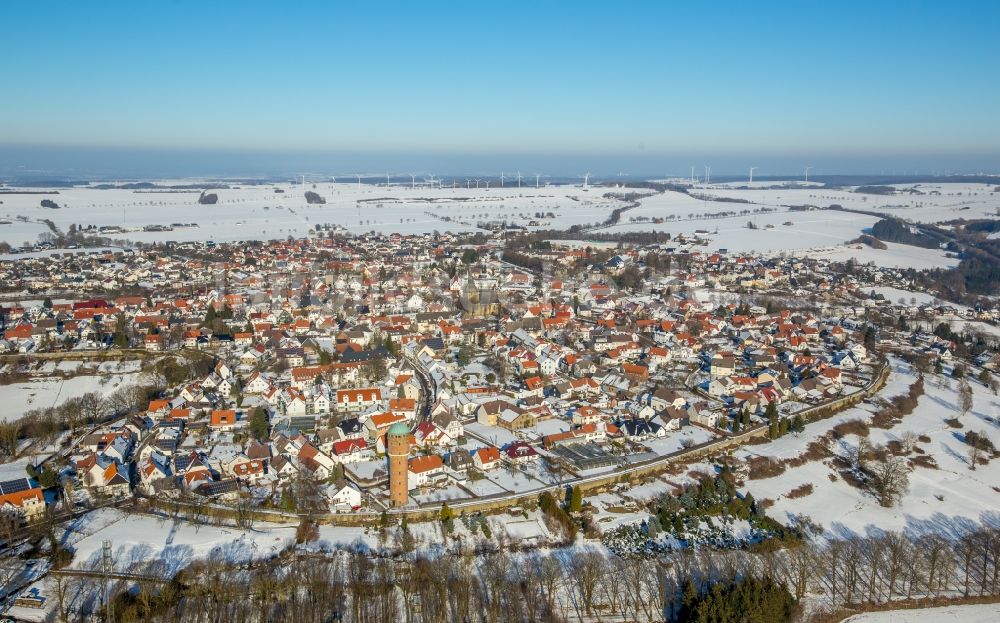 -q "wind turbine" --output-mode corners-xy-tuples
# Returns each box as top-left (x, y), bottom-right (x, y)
(582, 172), (591, 190)
(500, 171), (505, 187)
(804, 166), (813, 183)
(466, 179), (471, 189)
(474, 178), (481, 189)
(691, 166), (696, 183)
(516, 171), (522, 188)
(356, 174), (362, 189)
(749, 167), (758, 184)
(410, 173), (416, 189)
(386, 172), (390, 189)
(535, 173), (541, 188)
(704, 166), (711, 184)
